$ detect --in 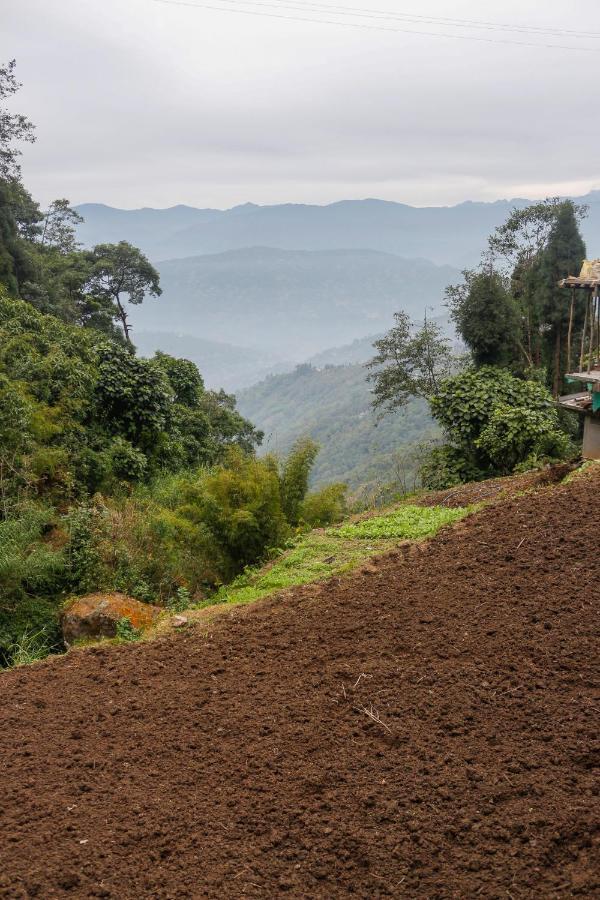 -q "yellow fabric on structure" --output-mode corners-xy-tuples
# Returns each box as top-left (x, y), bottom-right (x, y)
(579, 259), (600, 280)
